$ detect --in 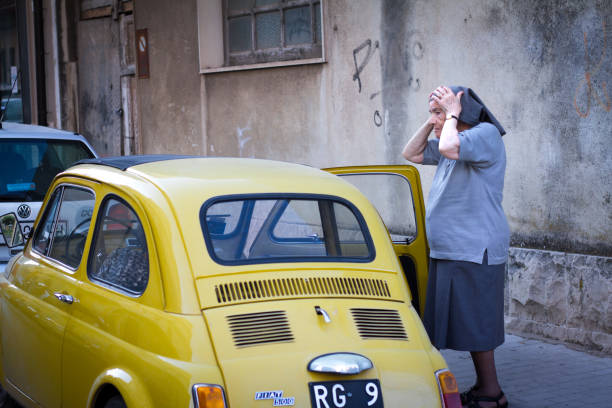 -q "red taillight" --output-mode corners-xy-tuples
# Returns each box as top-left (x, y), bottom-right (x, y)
(442, 392), (461, 408)
(435, 369), (462, 408)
